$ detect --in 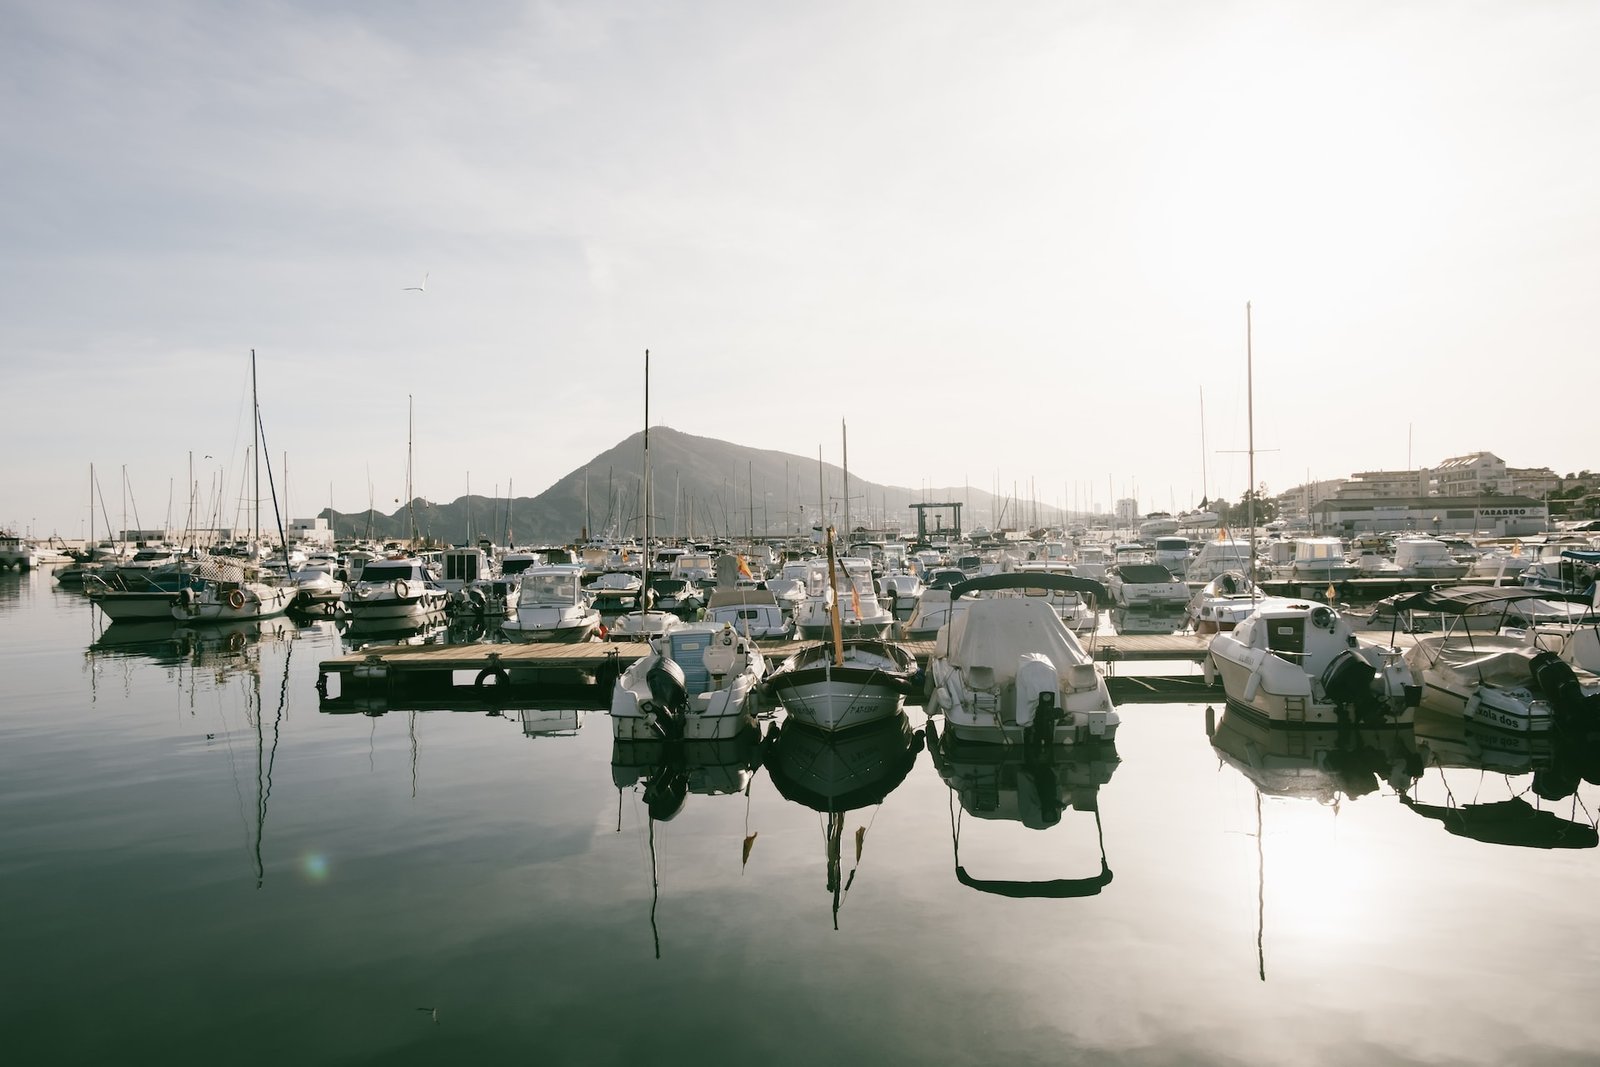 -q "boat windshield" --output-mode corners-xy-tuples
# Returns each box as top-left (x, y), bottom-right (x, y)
(521, 574), (577, 603)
